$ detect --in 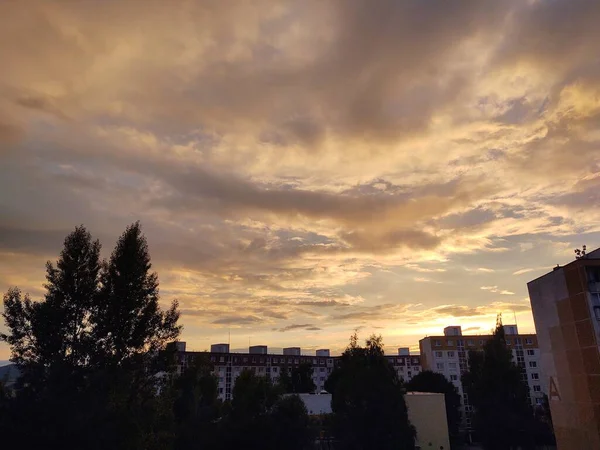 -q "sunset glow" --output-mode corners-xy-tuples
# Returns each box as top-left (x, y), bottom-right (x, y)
(2, 0), (600, 359)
